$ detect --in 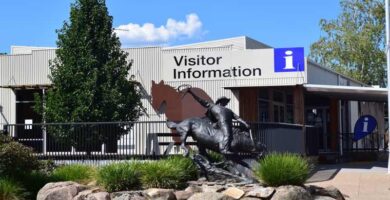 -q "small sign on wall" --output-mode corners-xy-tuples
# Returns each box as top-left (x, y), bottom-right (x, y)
(24, 119), (33, 130)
